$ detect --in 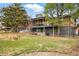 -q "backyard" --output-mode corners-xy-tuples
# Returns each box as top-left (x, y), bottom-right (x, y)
(0, 33), (79, 56)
